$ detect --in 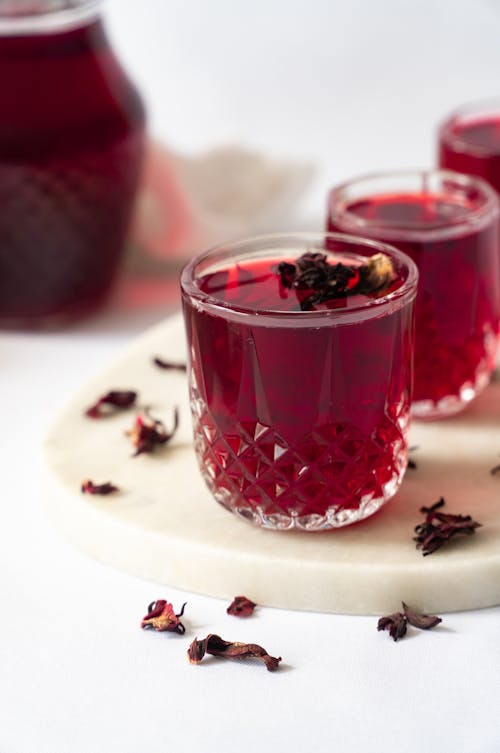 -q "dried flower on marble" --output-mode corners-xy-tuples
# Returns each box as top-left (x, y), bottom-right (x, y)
(187, 634), (281, 672)
(414, 497), (481, 556)
(85, 390), (137, 419)
(227, 595), (257, 617)
(126, 407), (179, 456)
(141, 600), (186, 634)
(81, 479), (119, 495)
(407, 445), (419, 470)
(152, 357), (187, 372)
